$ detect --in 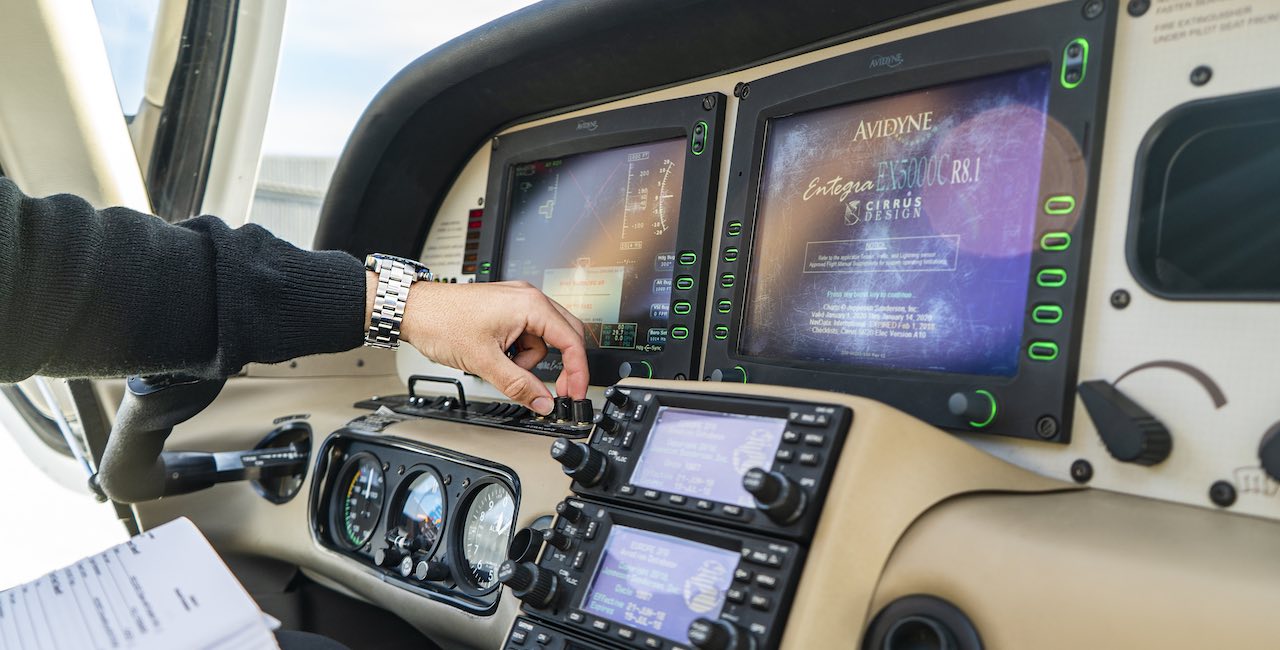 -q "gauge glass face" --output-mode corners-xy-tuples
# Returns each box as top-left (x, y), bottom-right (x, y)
(336, 454), (385, 549)
(395, 471), (445, 553)
(460, 482), (516, 591)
